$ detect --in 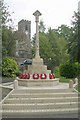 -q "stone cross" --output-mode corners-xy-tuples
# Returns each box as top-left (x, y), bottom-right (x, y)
(33, 10), (42, 58)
